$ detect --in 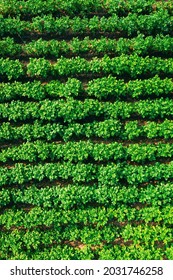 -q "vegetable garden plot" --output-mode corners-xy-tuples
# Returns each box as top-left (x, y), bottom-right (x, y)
(0, 0), (173, 260)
